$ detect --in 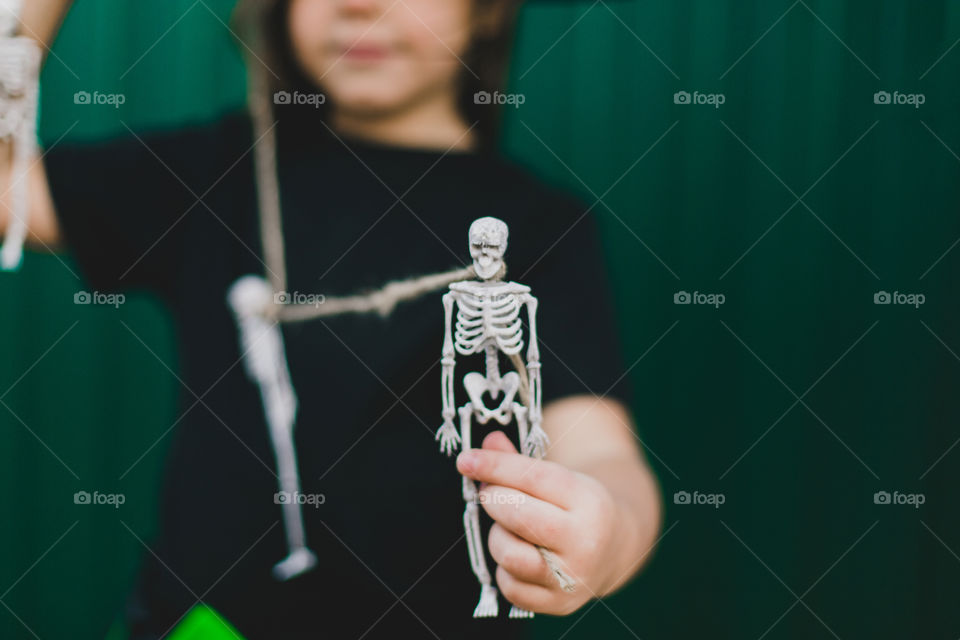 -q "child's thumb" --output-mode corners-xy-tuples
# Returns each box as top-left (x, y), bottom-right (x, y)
(481, 430), (518, 454)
